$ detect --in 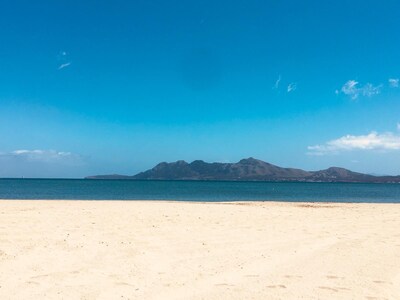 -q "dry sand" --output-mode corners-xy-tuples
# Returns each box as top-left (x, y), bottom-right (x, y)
(0, 200), (399, 299)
